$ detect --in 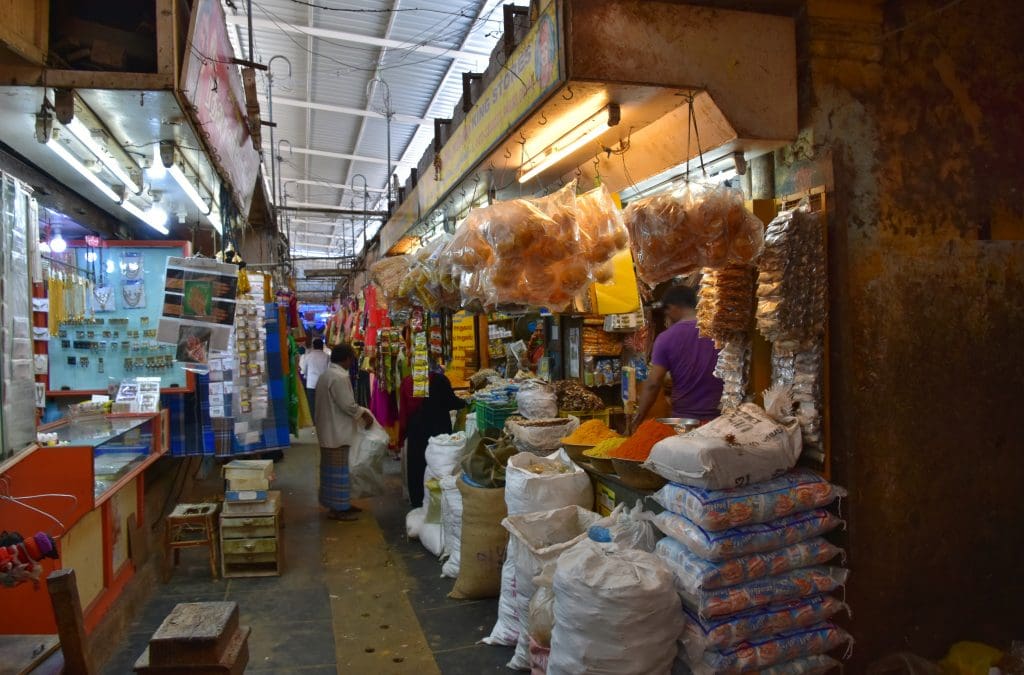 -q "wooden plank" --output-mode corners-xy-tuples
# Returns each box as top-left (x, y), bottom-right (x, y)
(0, 0), (48, 65)
(45, 570), (90, 675)
(0, 66), (174, 89)
(0, 635), (59, 675)
(135, 626), (249, 674)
